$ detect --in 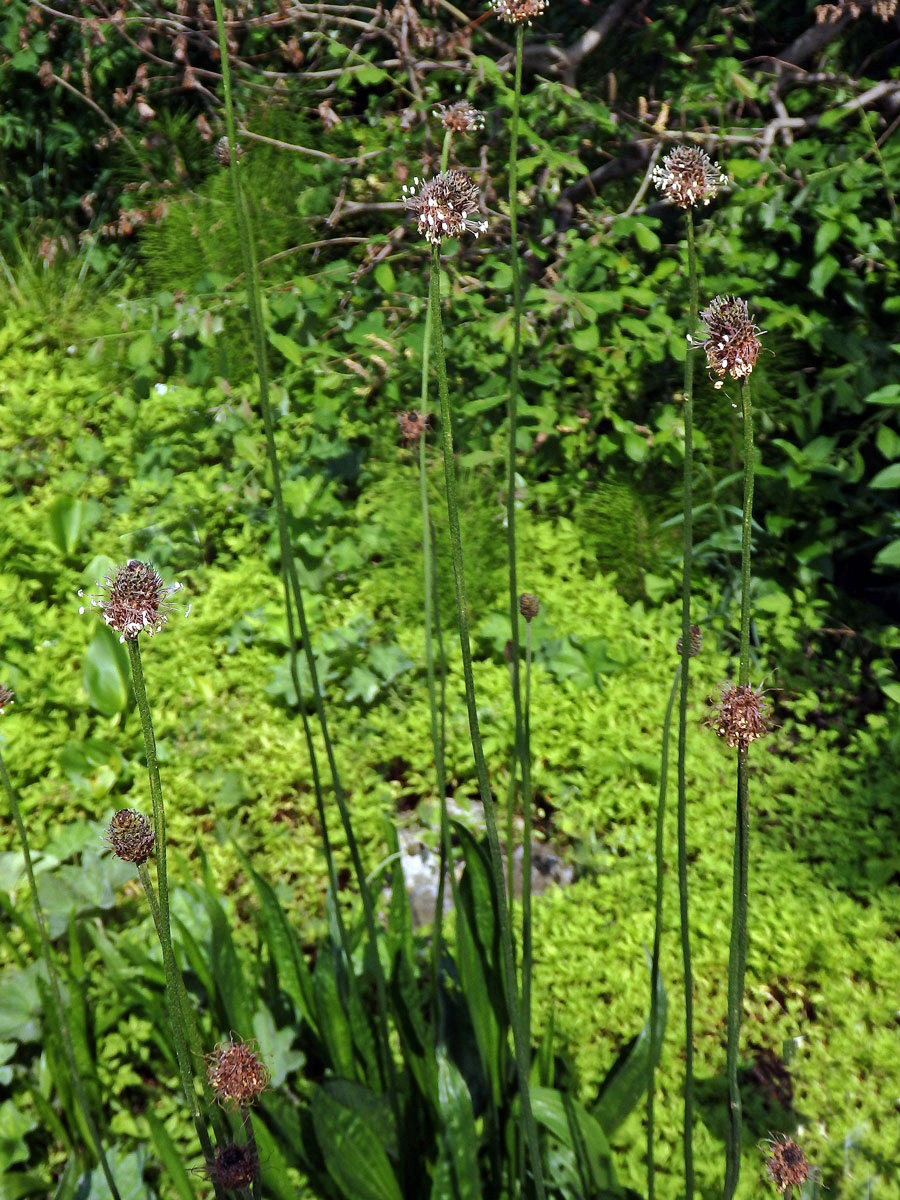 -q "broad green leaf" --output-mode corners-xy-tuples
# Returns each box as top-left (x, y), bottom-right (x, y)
(48, 497), (85, 556)
(268, 329), (304, 367)
(593, 964), (667, 1136)
(869, 463), (900, 489)
(875, 539), (900, 568)
(529, 1086), (618, 1193)
(311, 1085), (402, 1200)
(82, 625), (130, 717)
(435, 1047), (483, 1200)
